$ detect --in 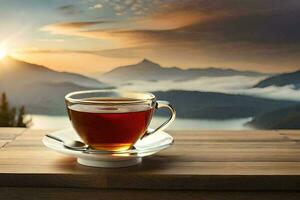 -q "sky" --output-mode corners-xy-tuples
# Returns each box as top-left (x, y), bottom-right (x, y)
(1, 0), (300, 75)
